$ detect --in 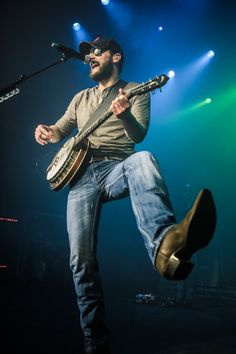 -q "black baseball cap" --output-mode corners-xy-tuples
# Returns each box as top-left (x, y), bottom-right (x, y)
(79, 37), (124, 65)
